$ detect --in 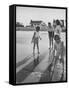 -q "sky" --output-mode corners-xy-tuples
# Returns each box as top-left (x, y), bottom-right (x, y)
(16, 6), (66, 26)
